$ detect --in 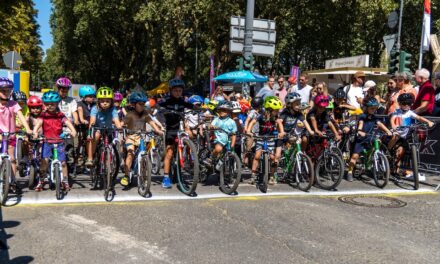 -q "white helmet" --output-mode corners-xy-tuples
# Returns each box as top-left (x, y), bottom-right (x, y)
(231, 101), (241, 113)
(285, 92), (301, 103)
